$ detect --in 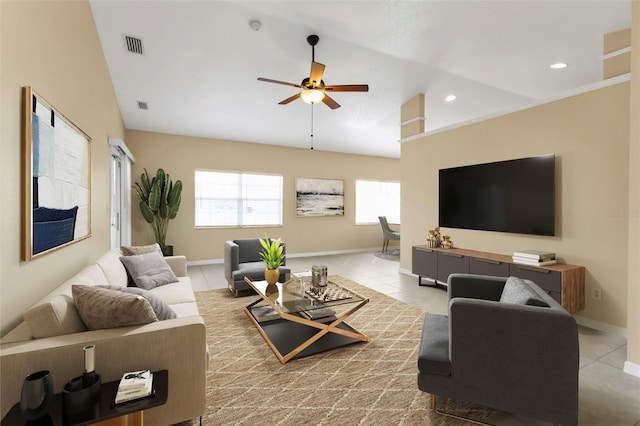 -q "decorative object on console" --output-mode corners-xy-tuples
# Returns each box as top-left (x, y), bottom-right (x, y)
(22, 86), (91, 261)
(512, 250), (557, 266)
(259, 235), (285, 287)
(133, 168), (183, 256)
(440, 235), (454, 249)
(62, 344), (101, 418)
(20, 370), (53, 421)
(426, 227), (441, 248)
